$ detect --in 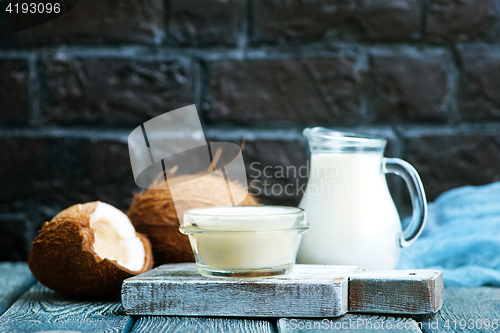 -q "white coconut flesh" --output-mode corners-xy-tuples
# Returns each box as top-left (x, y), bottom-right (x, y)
(89, 202), (146, 272)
